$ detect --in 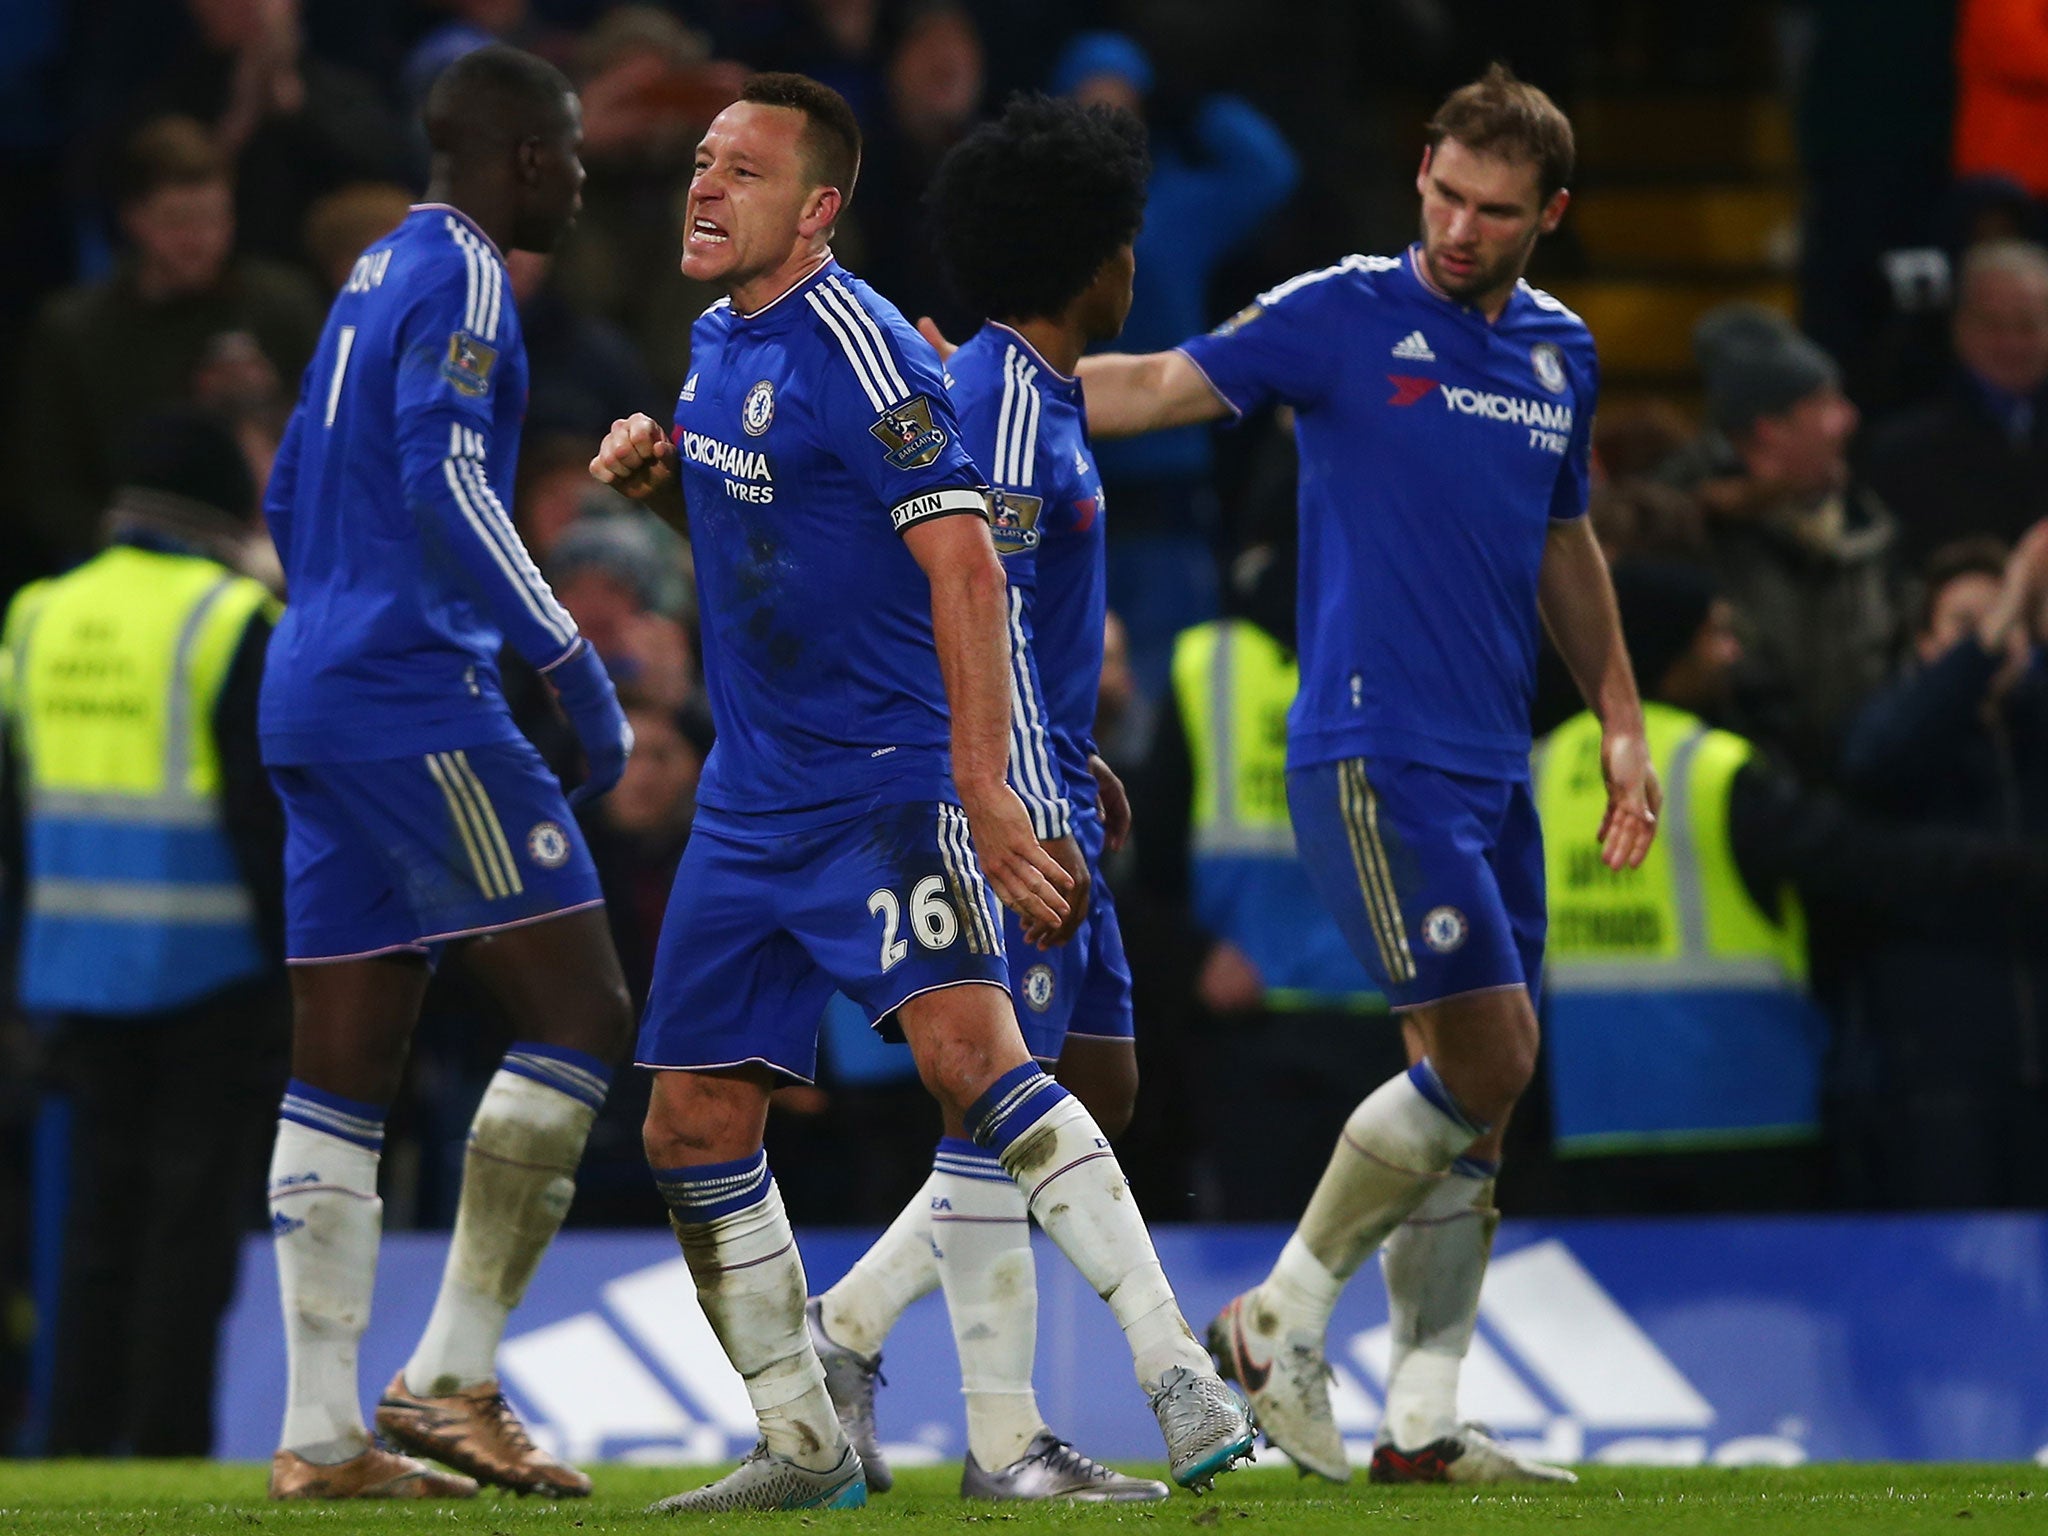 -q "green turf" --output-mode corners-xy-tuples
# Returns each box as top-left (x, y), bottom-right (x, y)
(0, 1462), (2043, 1534)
